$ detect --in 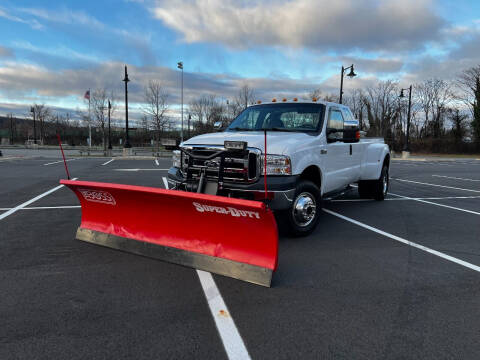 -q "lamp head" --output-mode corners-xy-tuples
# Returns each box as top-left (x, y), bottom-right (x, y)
(346, 65), (356, 78)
